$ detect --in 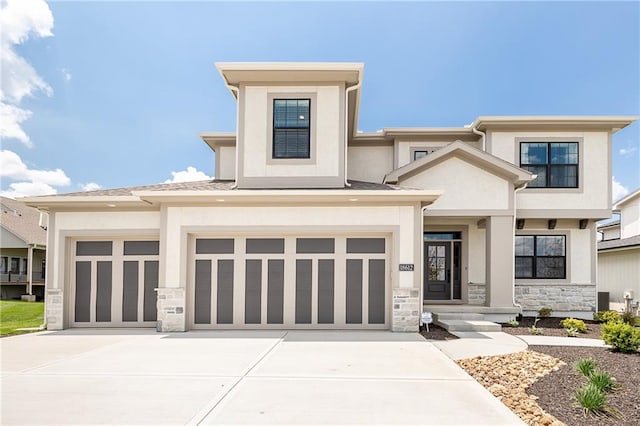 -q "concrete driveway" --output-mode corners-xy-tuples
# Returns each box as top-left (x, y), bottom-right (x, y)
(1, 330), (522, 425)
